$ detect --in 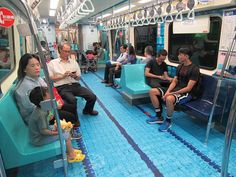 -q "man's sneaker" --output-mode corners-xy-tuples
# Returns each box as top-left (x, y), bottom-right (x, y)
(71, 130), (82, 140)
(158, 120), (172, 132)
(146, 117), (164, 124)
